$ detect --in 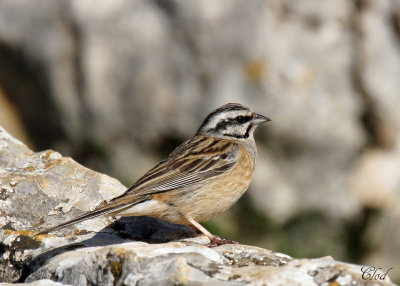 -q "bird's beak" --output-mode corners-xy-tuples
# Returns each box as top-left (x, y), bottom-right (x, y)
(252, 113), (271, 125)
